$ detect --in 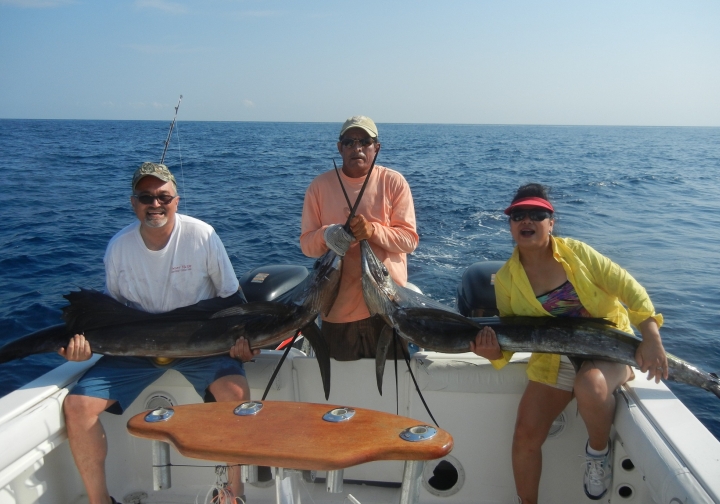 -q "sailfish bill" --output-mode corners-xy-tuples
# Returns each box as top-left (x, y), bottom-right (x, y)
(392, 307), (720, 400)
